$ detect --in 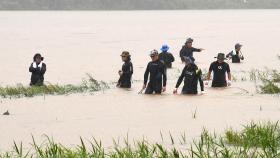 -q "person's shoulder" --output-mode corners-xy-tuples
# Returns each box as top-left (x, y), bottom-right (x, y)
(42, 63), (46, 66)
(210, 61), (217, 65)
(126, 61), (132, 65)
